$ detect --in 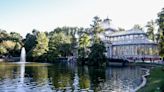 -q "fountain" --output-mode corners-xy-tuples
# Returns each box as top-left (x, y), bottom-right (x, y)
(19, 47), (26, 82)
(17, 47), (26, 91)
(20, 47), (26, 62)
